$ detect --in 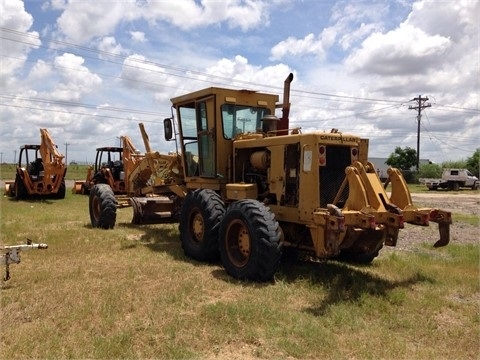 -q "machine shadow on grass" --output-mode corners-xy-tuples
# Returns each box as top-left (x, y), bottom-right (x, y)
(6, 197), (57, 205)
(118, 223), (190, 262)
(278, 258), (435, 316)
(114, 223), (435, 300)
